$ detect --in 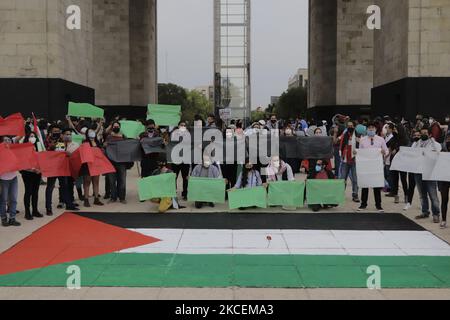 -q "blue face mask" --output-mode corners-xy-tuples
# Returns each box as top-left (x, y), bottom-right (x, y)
(367, 130), (376, 138)
(315, 165), (323, 172)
